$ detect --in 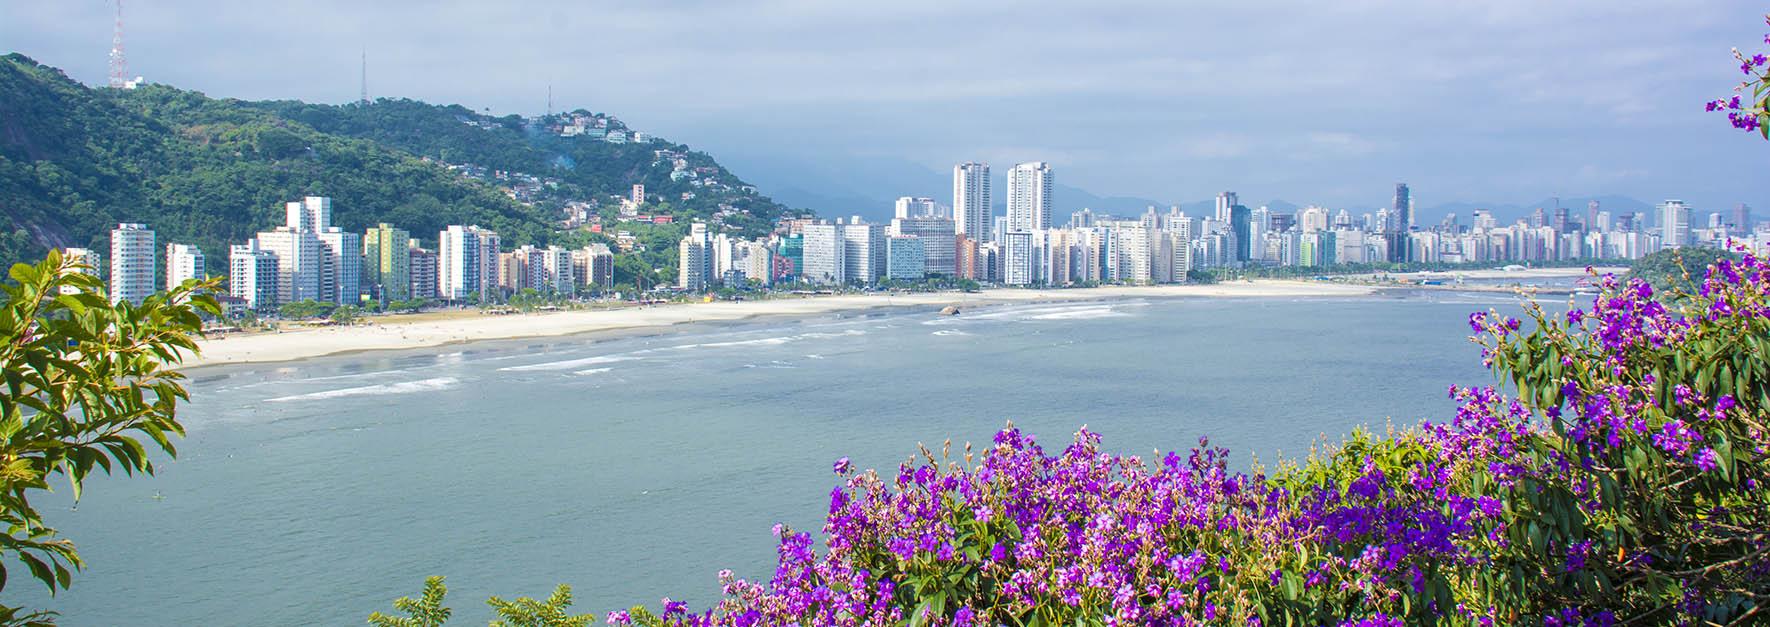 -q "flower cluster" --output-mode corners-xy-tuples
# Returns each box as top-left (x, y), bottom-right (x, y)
(609, 245), (1769, 626)
(1708, 14), (1770, 135)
